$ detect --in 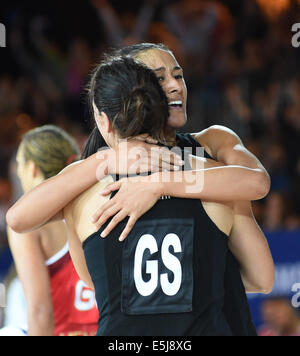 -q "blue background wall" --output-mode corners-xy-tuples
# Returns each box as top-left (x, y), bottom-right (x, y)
(247, 229), (300, 331)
